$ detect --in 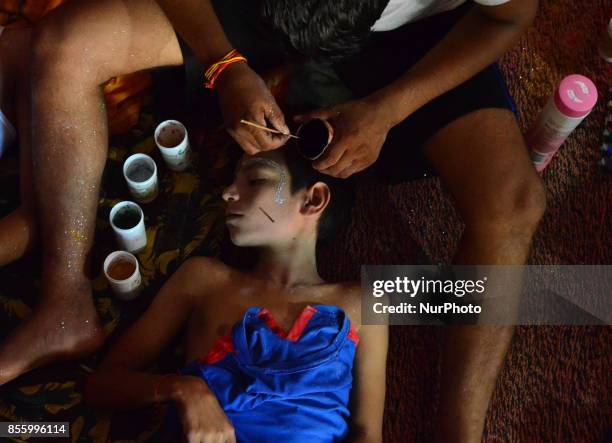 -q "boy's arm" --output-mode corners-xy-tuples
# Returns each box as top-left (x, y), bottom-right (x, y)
(85, 258), (209, 411)
(348, 325), (389, 443)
